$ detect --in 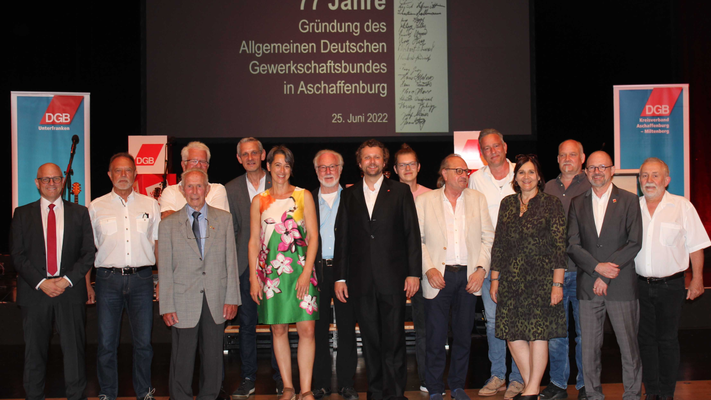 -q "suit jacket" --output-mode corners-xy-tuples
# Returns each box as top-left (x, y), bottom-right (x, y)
(11, 200), (95, 306)
(158, 204), (241, 328)
(334, 178), (422, 297)
(567, 184), (643, 301)
(416, 187), (494, 298)
(225, 171), (272, 276)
